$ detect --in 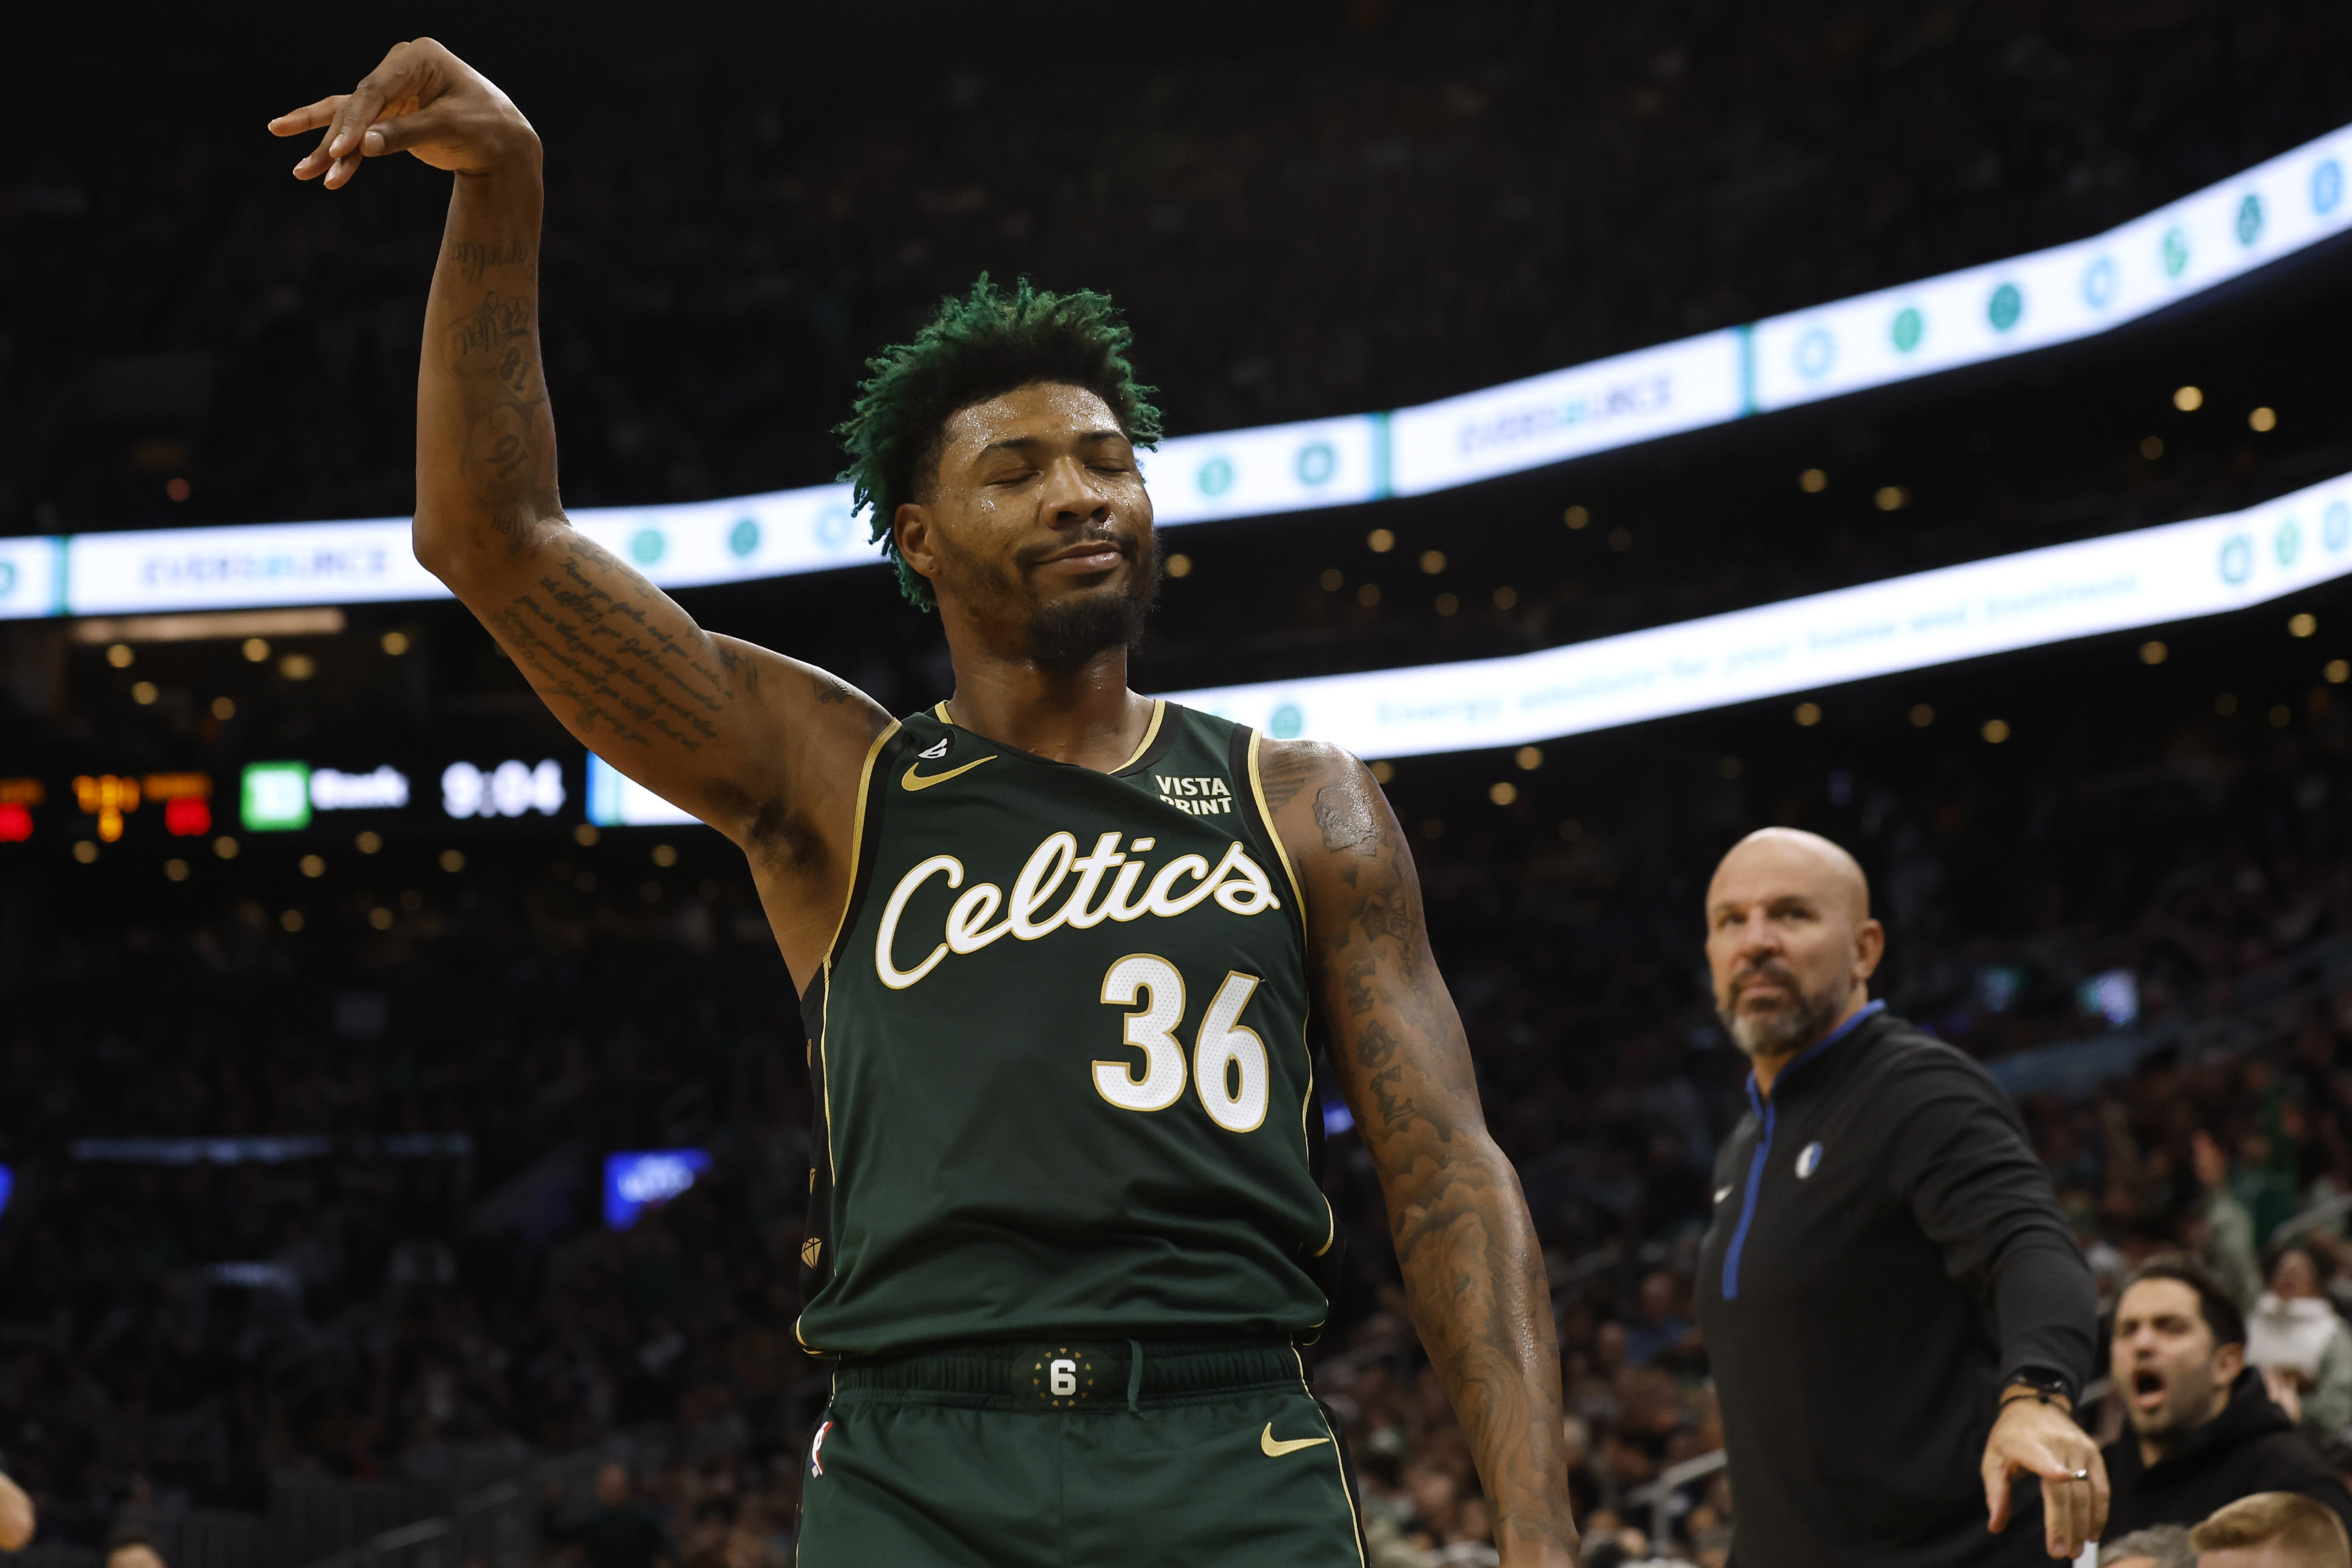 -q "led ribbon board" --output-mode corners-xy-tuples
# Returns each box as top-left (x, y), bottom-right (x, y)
(0, 536), (63, 619)
(1, 123), (2345, 620)
(587, 754), (698, 828)
(1161, 474), (2352, 757)
(15, 417), (1385, 619)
